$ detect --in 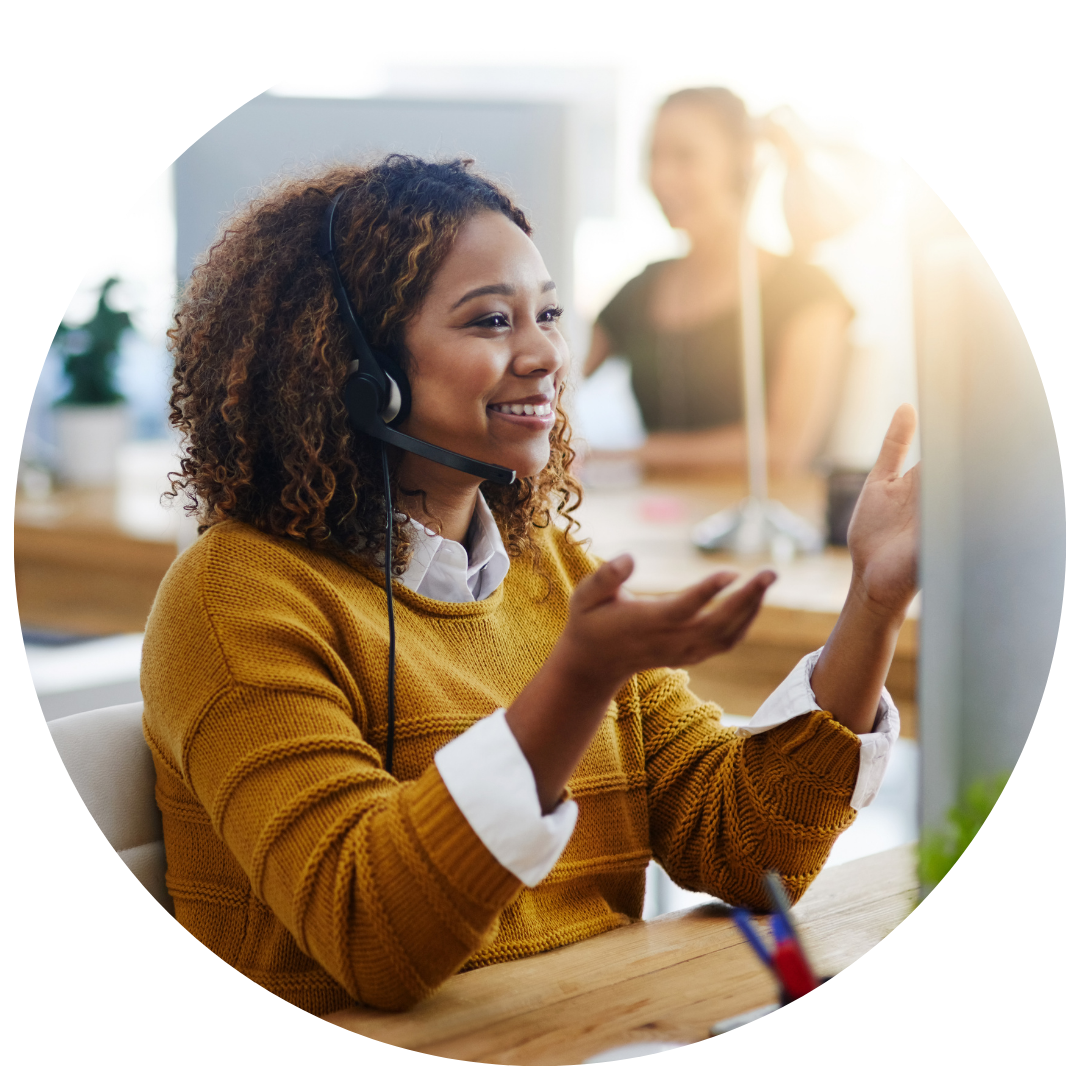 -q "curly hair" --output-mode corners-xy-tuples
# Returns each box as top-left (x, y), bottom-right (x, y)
(167, 155), (582, 571)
